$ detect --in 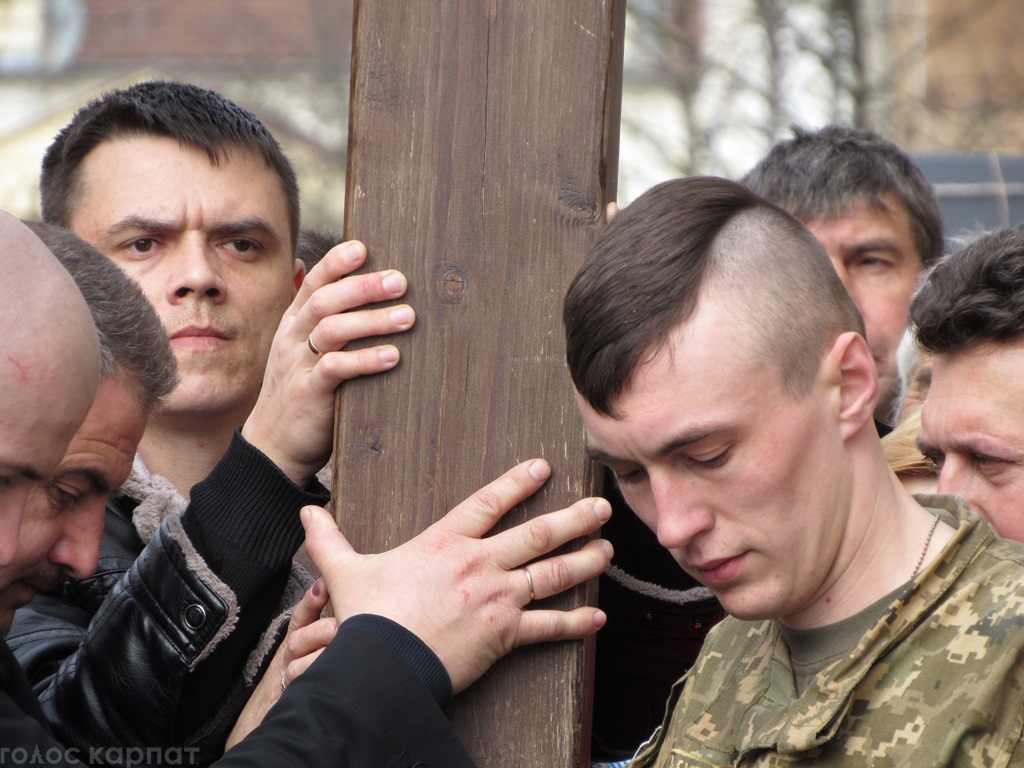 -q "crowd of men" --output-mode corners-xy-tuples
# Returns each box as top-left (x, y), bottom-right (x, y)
(3, 79), (1024, 767)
